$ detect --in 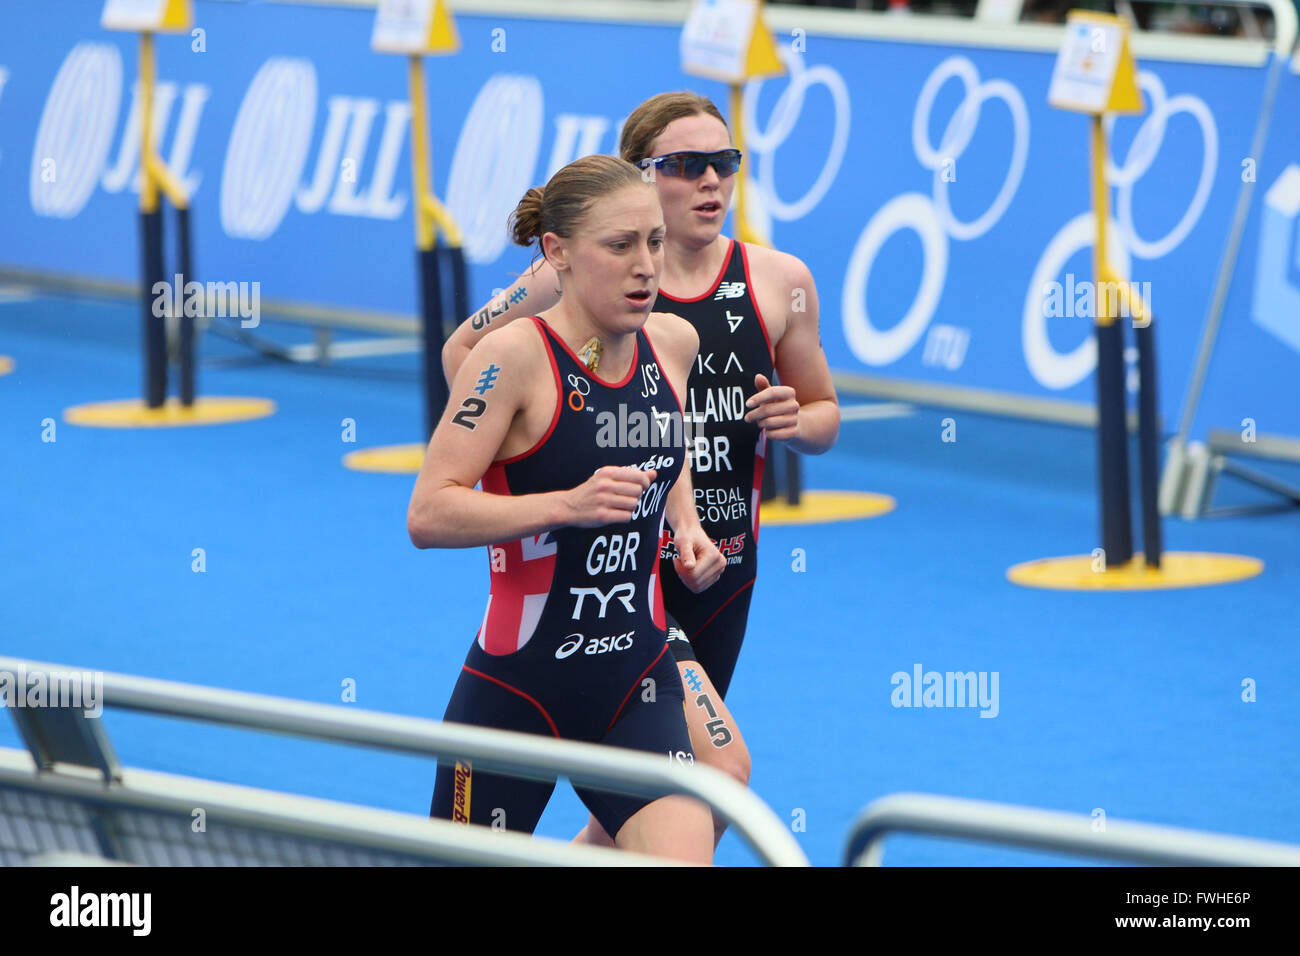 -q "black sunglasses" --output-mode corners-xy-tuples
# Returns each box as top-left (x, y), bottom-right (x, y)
(637, 149), (743, 180)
